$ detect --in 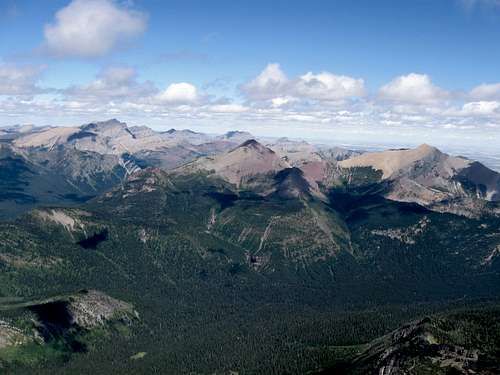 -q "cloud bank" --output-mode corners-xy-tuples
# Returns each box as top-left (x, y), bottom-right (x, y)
(0, 61), (499, 150)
